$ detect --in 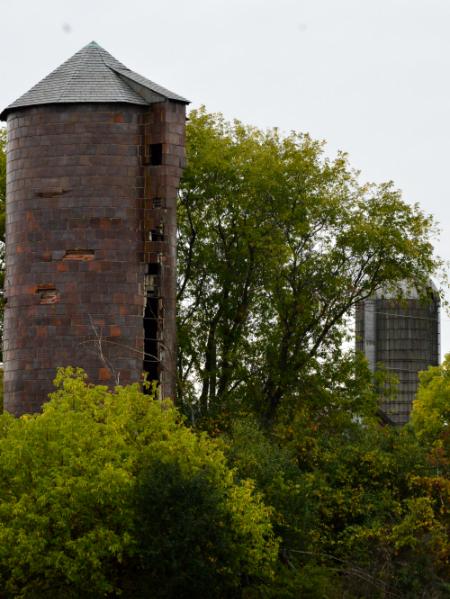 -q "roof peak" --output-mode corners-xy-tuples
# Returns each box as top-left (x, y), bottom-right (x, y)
(1, 42), (188, 120)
